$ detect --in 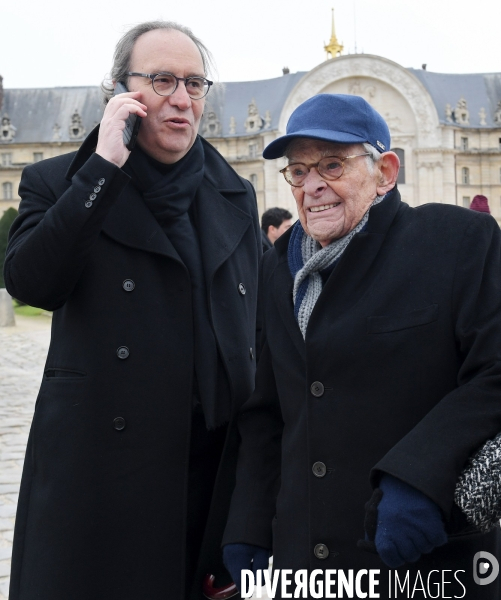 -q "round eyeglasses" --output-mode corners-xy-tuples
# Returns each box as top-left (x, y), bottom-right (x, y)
(280, 153), (371, 187)
(126, 72), (213, 100)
